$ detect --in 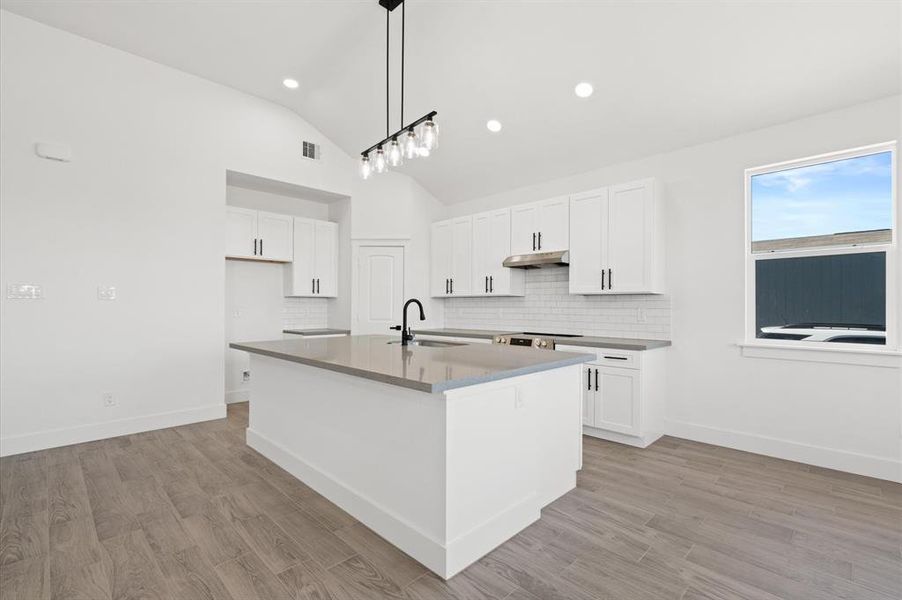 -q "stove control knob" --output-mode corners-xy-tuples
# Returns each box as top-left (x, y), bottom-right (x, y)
(494, 336), (501, 343)
(499, 337), (507, 344)
(540, 340), (548, 348)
